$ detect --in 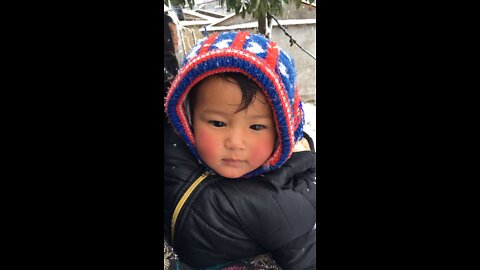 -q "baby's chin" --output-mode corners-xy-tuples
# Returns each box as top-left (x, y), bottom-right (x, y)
(216, 169), (250, 179)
